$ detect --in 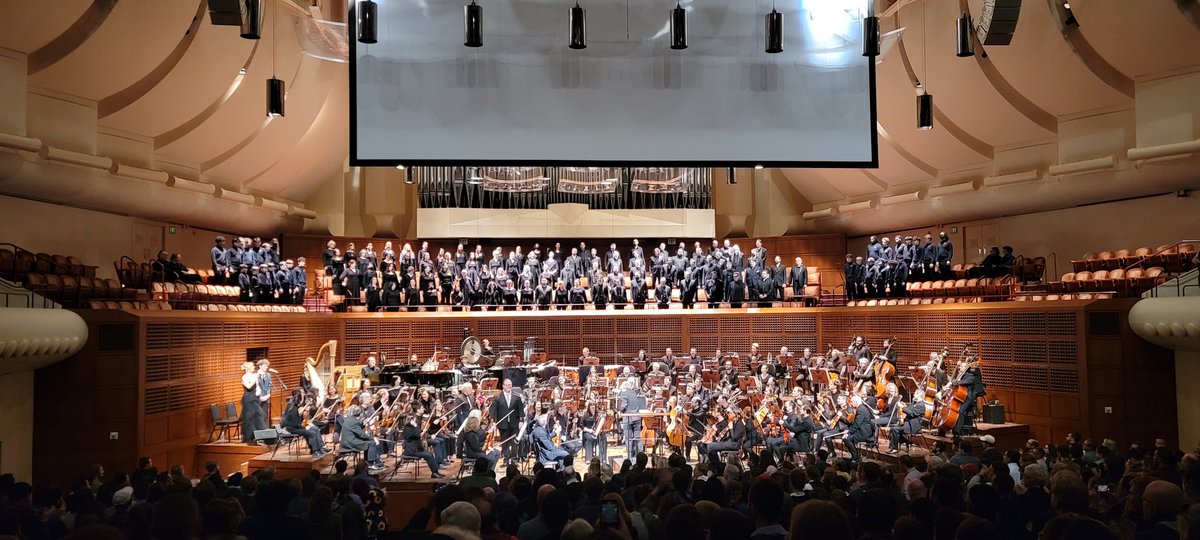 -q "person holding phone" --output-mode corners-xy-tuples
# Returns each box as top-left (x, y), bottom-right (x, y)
(595, 494), (635, 540)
